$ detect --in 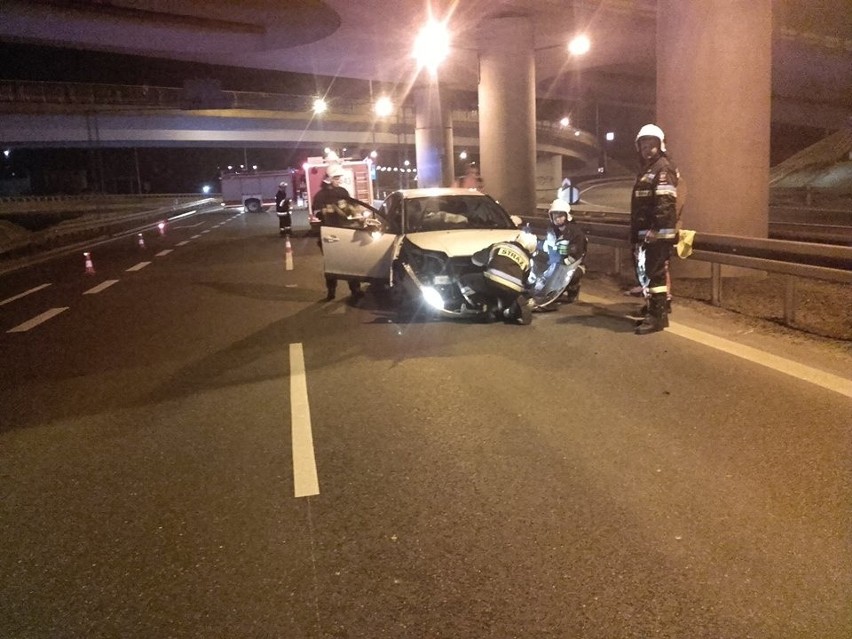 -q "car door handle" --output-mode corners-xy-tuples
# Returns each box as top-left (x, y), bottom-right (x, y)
(323, 235), (340, 243)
